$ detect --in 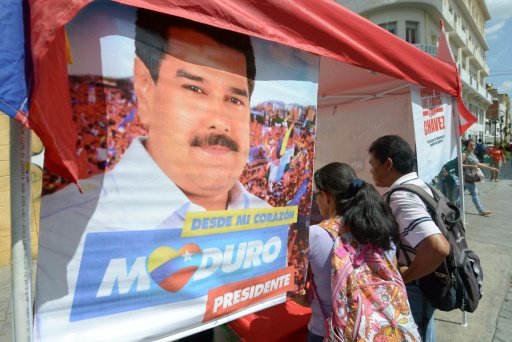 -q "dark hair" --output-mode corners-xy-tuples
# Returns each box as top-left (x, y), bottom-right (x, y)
(135, 8), (256, 96)
(368, 135), (416, 174)
(314, 162), (398, 250)
(463, 138), (474, 148)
